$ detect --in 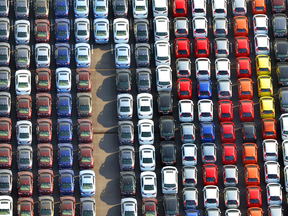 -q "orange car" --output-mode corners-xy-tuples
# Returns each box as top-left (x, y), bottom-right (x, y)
(261, 118), (277, 140)
(233, 16), (249, 37)
(247, 208), (263, 216)
(242, 143), (258, 165)
(252, 0), (266, 14)
(244, 164), (260, 186)
(238, 78), (253, 100)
